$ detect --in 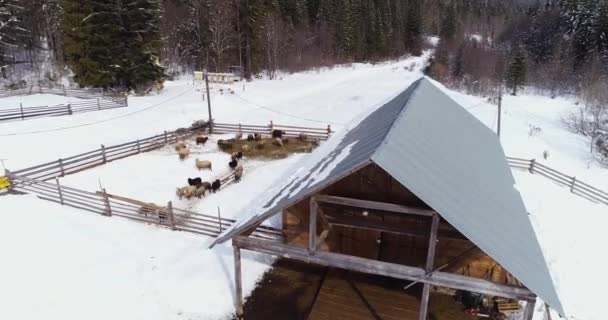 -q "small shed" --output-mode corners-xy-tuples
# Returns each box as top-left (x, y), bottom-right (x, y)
(210, 78), (563, 319)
